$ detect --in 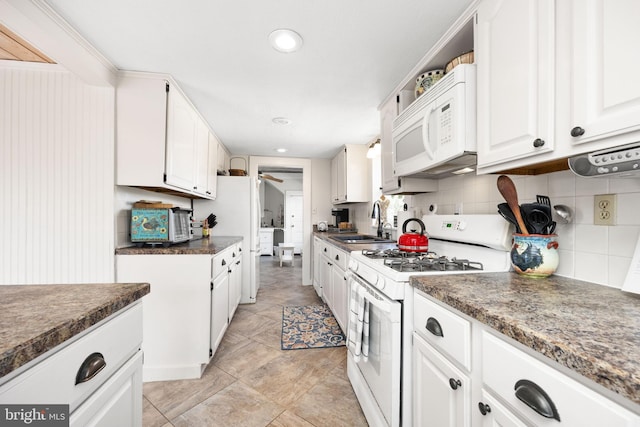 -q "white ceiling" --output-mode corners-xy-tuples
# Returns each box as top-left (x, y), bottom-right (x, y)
(45, 0), (473, 159)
